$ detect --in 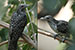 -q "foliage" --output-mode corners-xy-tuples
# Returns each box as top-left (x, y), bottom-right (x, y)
(0, 0), (37, 50)
(60, 0), (68, 6)
(69, 18), (75, 42)
(72, 2), (75, 16)
(0, 28), (8, 42)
